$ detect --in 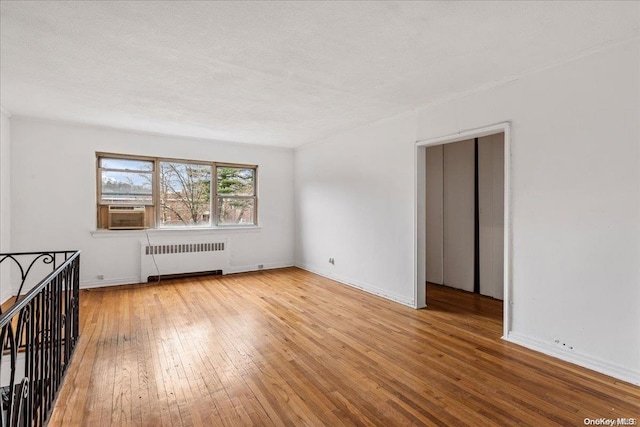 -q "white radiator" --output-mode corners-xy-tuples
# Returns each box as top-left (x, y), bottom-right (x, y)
(140, 239), (228, 282)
